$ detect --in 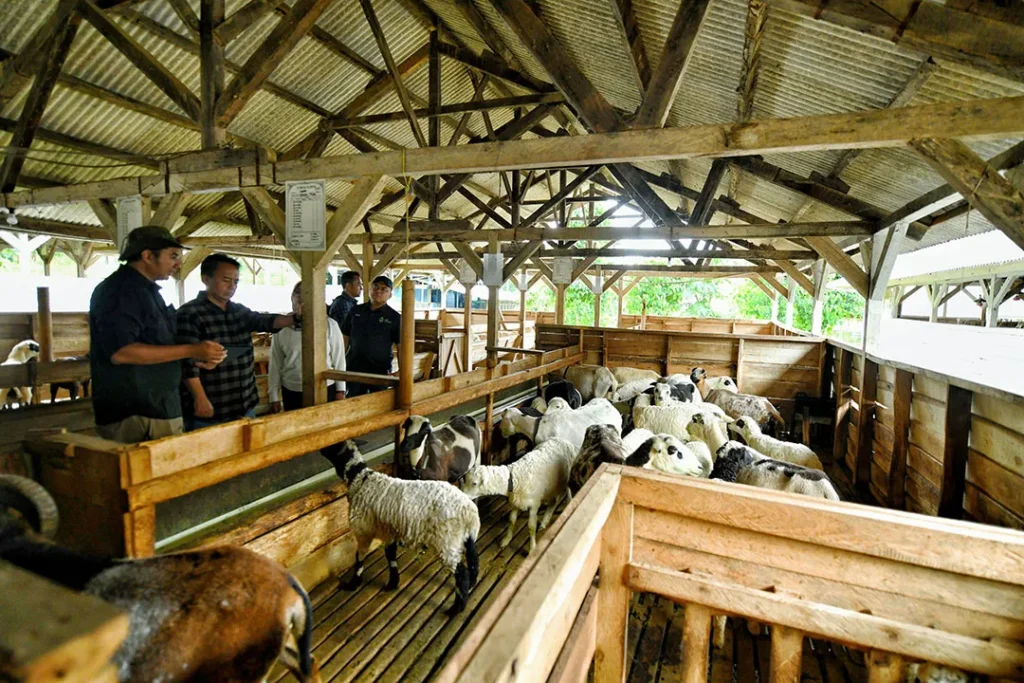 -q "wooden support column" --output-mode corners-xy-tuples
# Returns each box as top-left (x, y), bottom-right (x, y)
(680, 603), (712, 683)
(463, 283), (473, 372)
(770, 626), (803, 683)
(863, 222), (908, 351)
(854, 357), (878, 489)
(299, 253), (327, 407)
(199, 0), (226, 148)
(833, 347), (853, 463)
(867, 651), (905, 683)
(927, 283), (947, 323)
(784, 276), (796, 327)
(486, 237), (500, 368)
(361, 233), (373, 303)
(595, 499), (632, 683)
(616, 287), (624, 328)
(399, 279), (416, 408)
(519, 266), (527, 346)
(888, 368), (913, 510)
(36, 287), (54, 363)
(555, 284), (566, 325)
(811, 259), (828, 335)
(593, 267), (602, 327)
(938, 385), (972, 519)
